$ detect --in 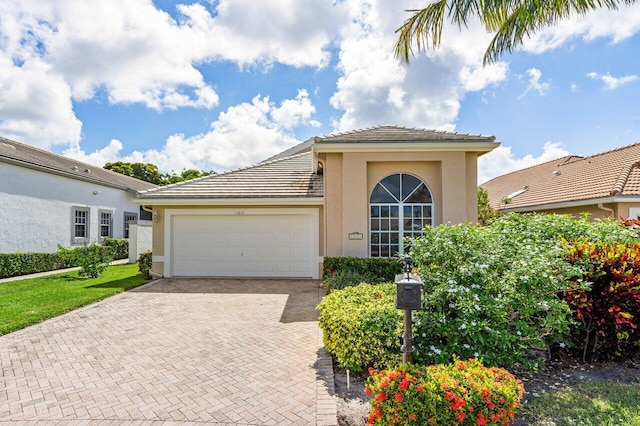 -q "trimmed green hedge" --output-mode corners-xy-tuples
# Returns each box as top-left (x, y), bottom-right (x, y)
(323, 257), (403, 282)
(0, 241), (128, 279)
(103, 238), (129, 260)
(318, 283), (403, 372)
(0, 252), (69, 279)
